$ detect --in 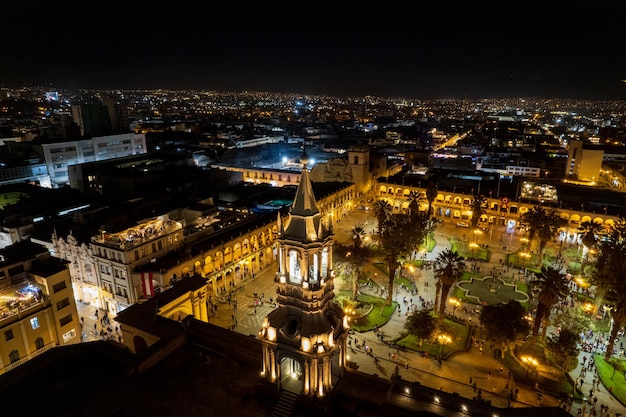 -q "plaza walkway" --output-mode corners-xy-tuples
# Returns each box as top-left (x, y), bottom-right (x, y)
(101, 208), (624, 416)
